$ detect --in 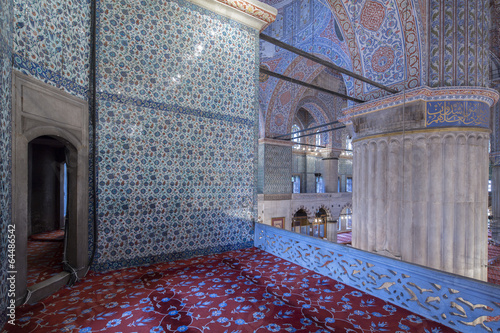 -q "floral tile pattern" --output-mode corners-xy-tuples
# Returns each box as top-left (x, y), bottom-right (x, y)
(12, 0), (91, 99)
(9, 0), (262, 273)
(0, 0), (13, 328)
(93, 0), (261, 271)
